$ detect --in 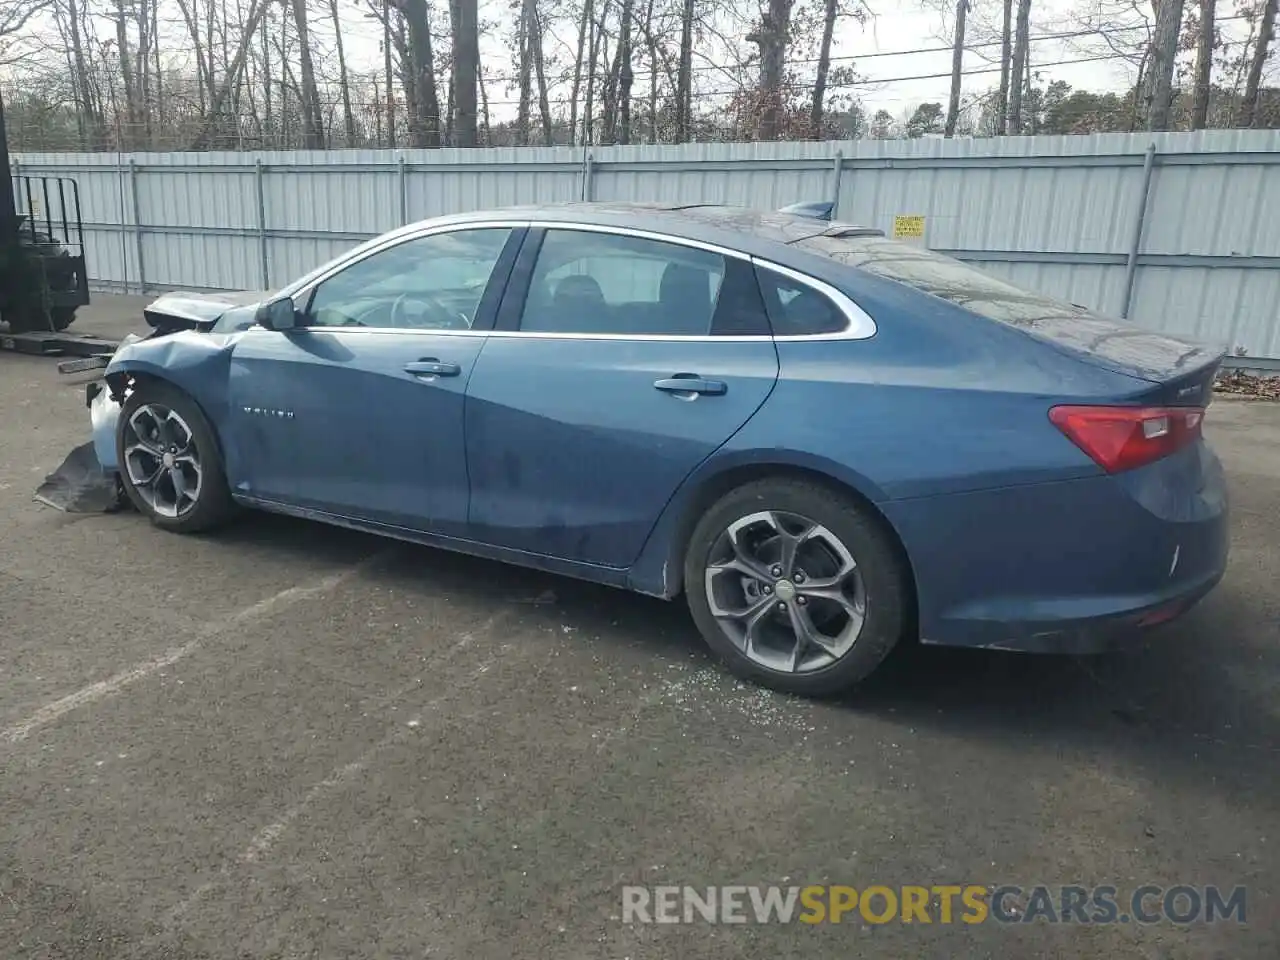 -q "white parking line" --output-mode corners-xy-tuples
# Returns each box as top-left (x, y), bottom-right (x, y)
(0, 549), (395, 745)
(162, 609), (514, 927)
(240, 758), (369, 864)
